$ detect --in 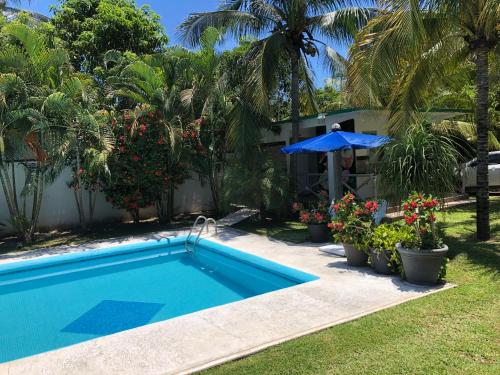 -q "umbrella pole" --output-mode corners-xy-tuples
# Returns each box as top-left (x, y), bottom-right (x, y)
(328, 150), (342, 202)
